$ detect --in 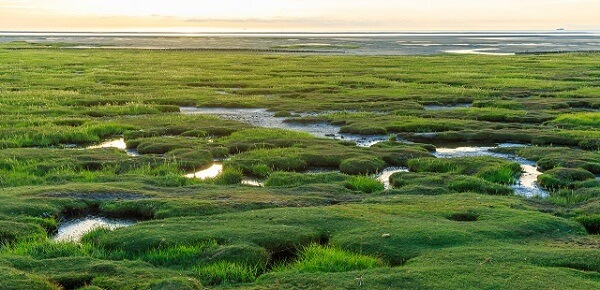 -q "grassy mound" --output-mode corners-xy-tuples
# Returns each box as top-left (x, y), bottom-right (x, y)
(390, 172), (513, 195)
(538, 167), (596, 190)
(407, 156), (522, 185)
(339, 157), (386, 175)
